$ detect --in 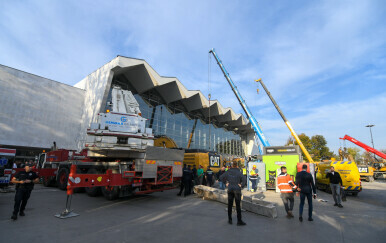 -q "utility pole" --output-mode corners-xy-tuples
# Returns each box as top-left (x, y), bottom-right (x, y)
(365, 124), (376, 161)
